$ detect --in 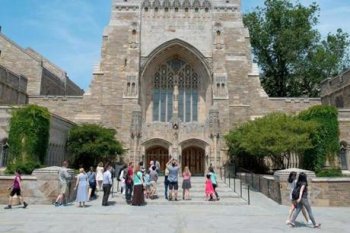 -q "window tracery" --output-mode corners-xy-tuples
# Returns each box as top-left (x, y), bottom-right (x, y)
(153, 58), (199, 122)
